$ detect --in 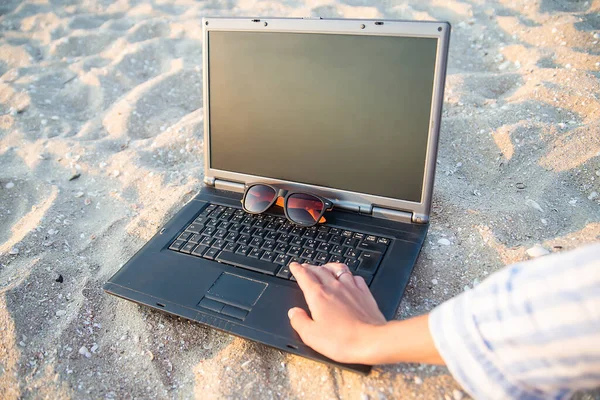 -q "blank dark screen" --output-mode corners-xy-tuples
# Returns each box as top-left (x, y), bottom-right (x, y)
(208, 31), (437, 202)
